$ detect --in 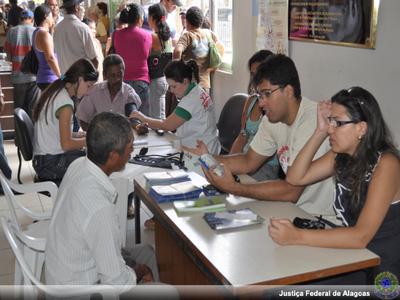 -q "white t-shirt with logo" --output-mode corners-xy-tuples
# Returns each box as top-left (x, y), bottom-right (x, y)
(33, 88), (74, 156)
(175, 84), (220, 155)
(250, 97), (334, 215)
